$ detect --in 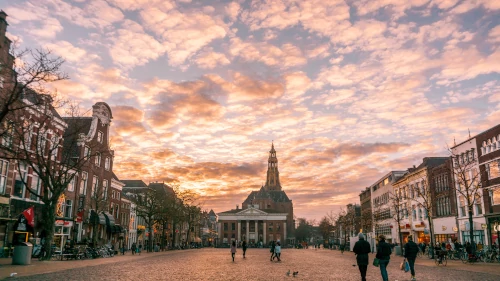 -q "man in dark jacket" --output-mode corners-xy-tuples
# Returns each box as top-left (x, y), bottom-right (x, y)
(353, 233), (371, 281)
(404, 235), (419, 281)
(376, 235), (391, 281)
